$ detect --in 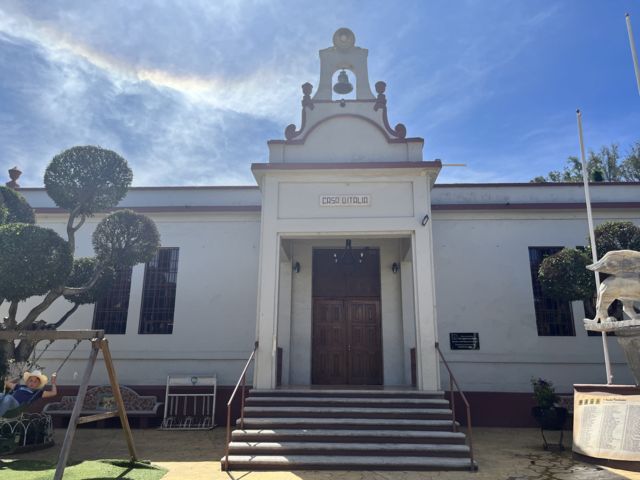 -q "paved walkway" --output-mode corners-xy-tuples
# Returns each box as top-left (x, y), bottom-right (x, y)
(9, 427), (640, 479)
